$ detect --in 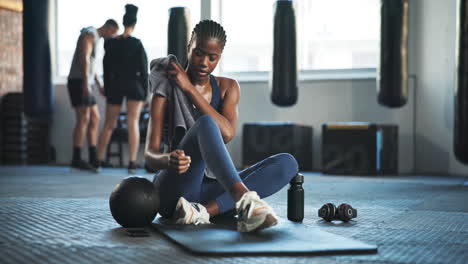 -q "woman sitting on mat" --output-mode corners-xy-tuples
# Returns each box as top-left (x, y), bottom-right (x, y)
(145, 20), (298, 232)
